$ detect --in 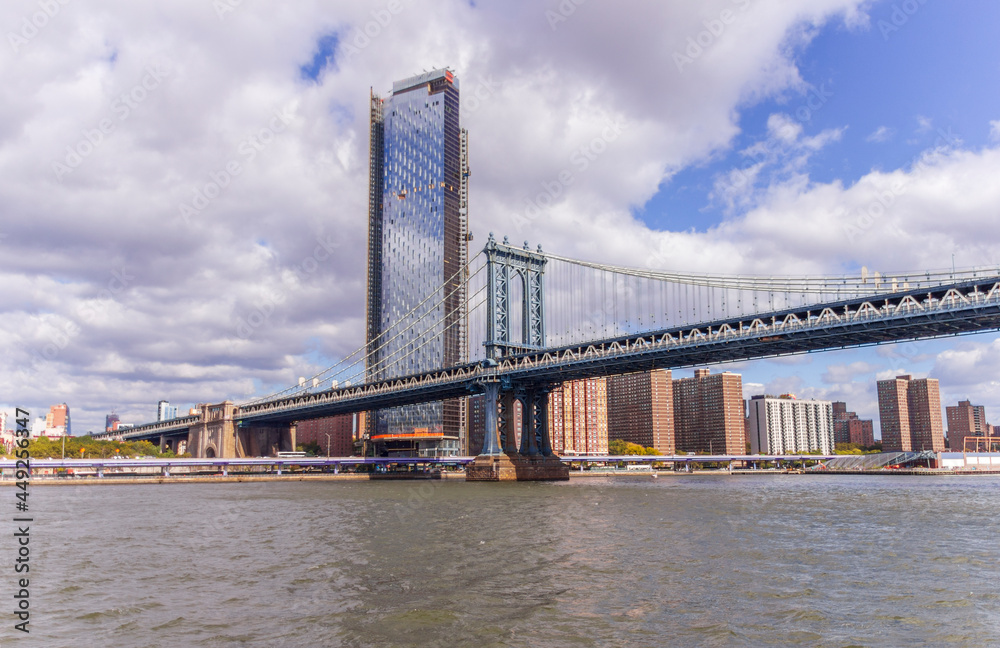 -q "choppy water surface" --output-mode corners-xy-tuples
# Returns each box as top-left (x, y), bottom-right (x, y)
(9, 475), (1000, 647)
